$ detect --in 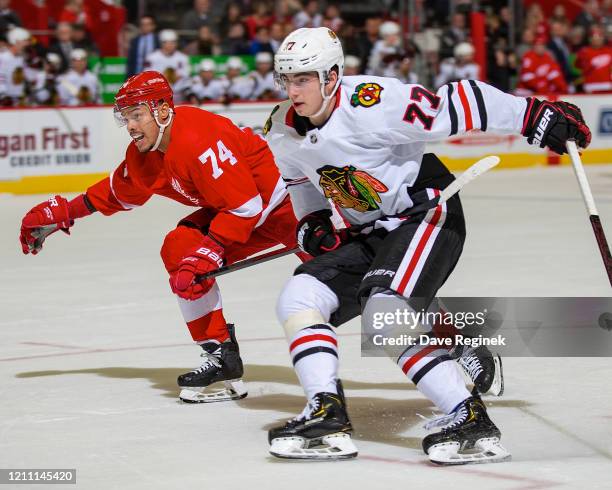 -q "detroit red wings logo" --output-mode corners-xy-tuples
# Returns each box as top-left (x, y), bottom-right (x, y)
(317, 165), (388, 212)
